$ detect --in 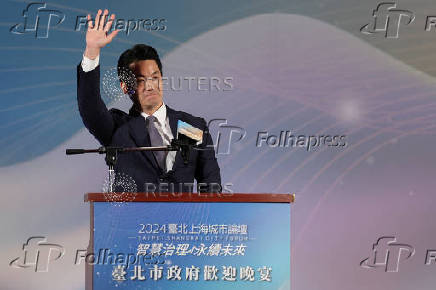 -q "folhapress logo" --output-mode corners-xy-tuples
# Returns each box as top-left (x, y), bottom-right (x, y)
(360, 236), (415, 272)
(361, 2), (414, 38)
(9, 237), (64, 272)
(10, 2), (65, 38)
(207, 119), (246, 155)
